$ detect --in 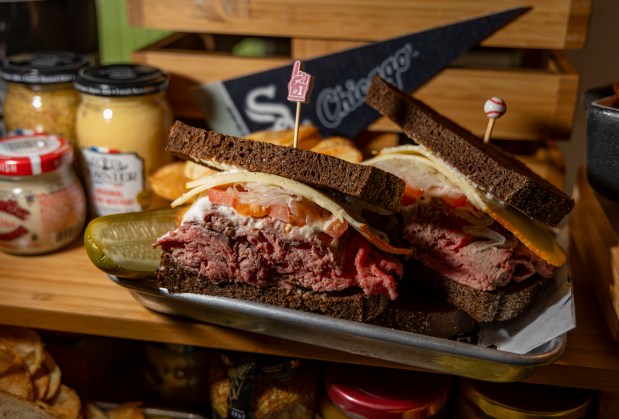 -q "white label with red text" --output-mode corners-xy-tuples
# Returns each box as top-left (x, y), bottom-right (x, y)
(81, 147), (145, 216)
